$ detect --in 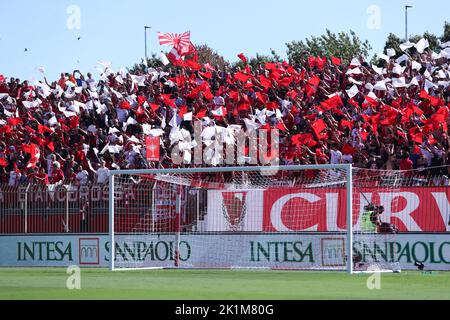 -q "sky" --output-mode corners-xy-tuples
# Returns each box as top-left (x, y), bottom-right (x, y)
(0, 0), (449, 81)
